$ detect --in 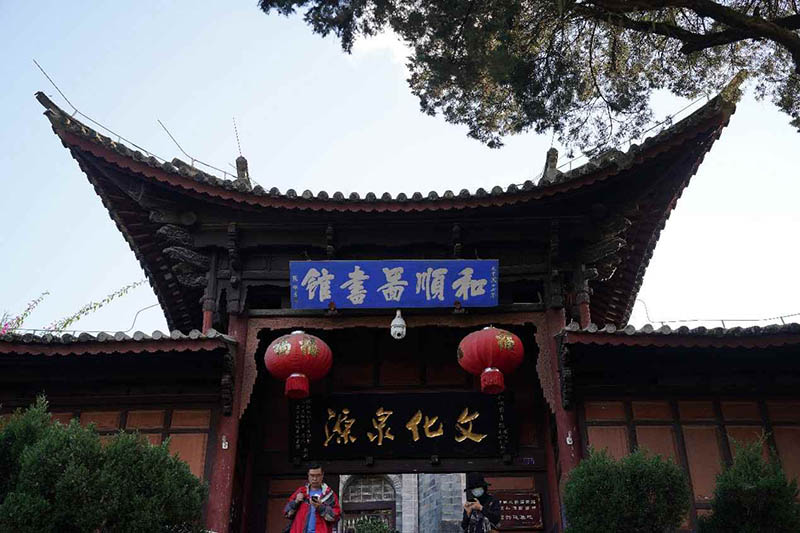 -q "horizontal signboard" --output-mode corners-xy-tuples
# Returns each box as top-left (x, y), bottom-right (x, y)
(290, 392), (514, 461)
(289, 260), (498, 309)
